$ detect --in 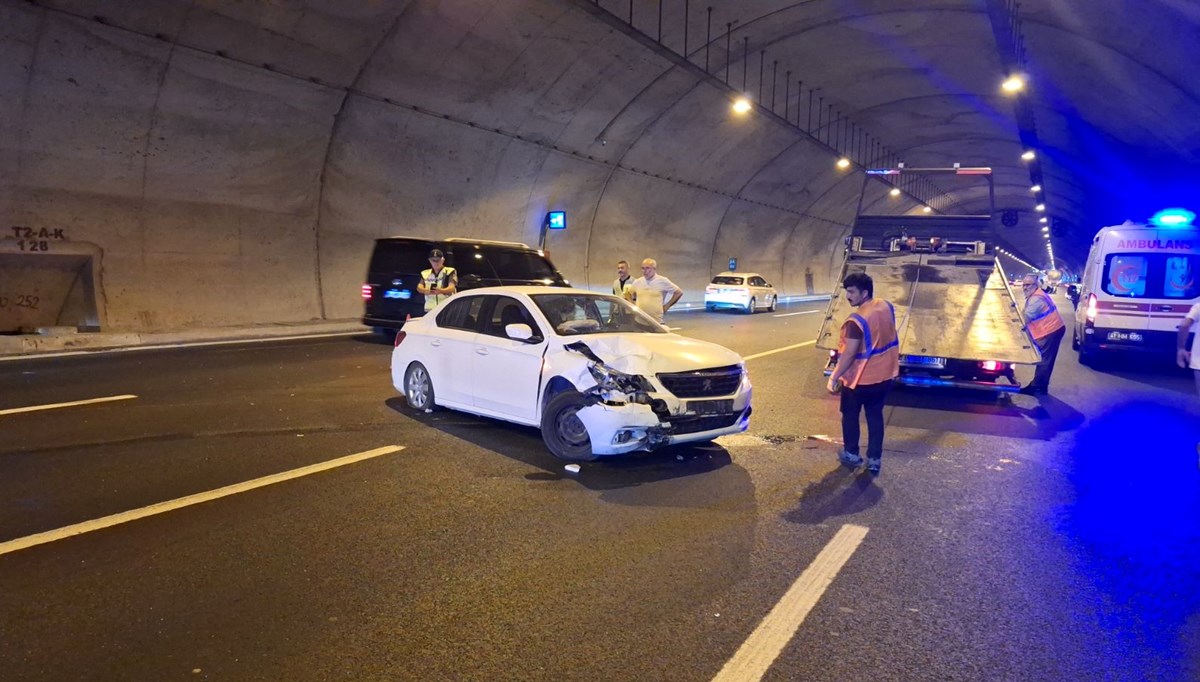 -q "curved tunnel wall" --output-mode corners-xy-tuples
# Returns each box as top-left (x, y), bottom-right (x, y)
(0, 0), (904, 332)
